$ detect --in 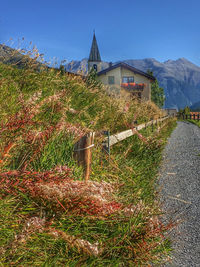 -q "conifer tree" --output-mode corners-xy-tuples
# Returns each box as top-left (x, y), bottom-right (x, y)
(147, 70), (165, 108)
